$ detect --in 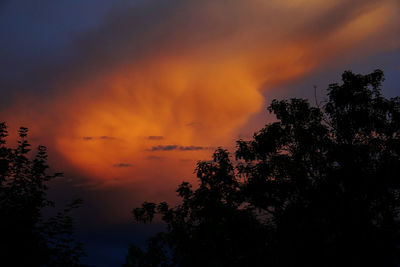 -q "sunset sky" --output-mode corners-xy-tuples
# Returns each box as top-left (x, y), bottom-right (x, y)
(1, 0), (400, 265)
